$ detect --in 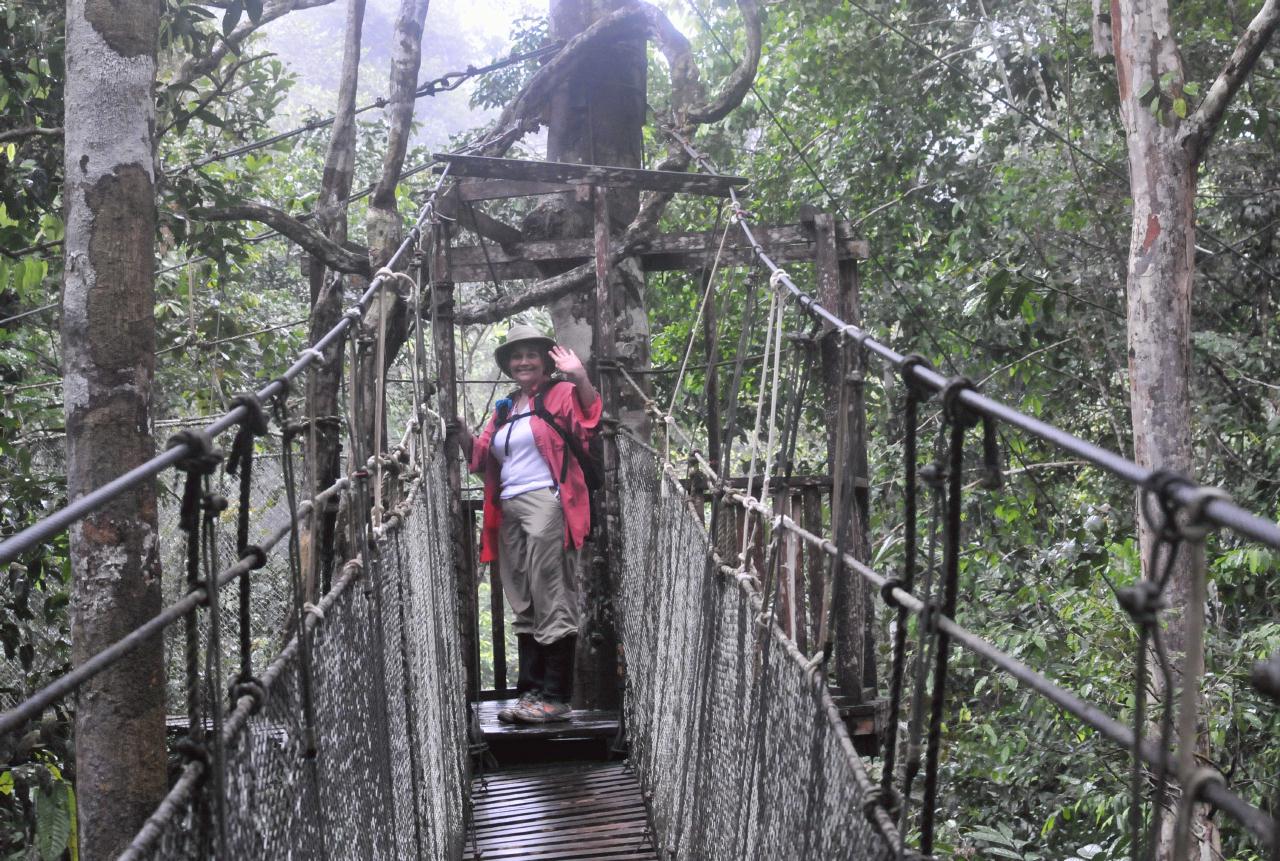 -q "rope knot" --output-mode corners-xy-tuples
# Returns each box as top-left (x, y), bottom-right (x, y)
(862, 785), (902, 822)
(940, 376), (981, 430)
(167, 429), (224, 475)
(1142, 470), (1231, 543)
(230, 677), (267, 715)
(880, 577), (908, 609)
(1116, 579), (1167, 625)
(303, 602), (325, 622)
(242, 544), (268, 571)
(1250, 650), (1280, 702)
(918, 460), (947, 489)
(202, 493), (228, 518)
(174, 736), (210, 766)
(343, 306), (363, 322)
(768, 268), (791, 292)
(228, 392), (270, 436)
(899, 353), (935, 401)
